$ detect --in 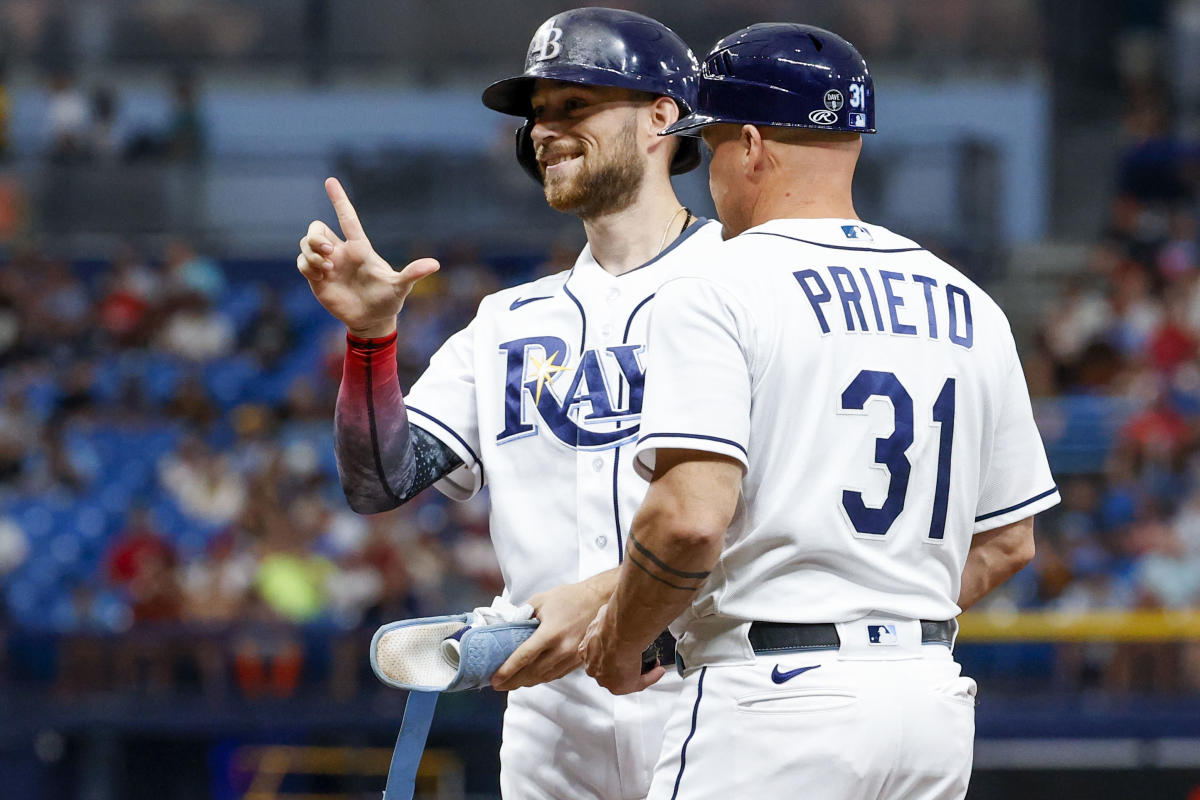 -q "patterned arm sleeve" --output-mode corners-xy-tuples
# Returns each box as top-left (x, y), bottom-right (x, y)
(335, 332), (463, 514)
